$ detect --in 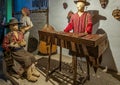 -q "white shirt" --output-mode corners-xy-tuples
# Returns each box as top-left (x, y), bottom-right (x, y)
(20, 16), (33, 27)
